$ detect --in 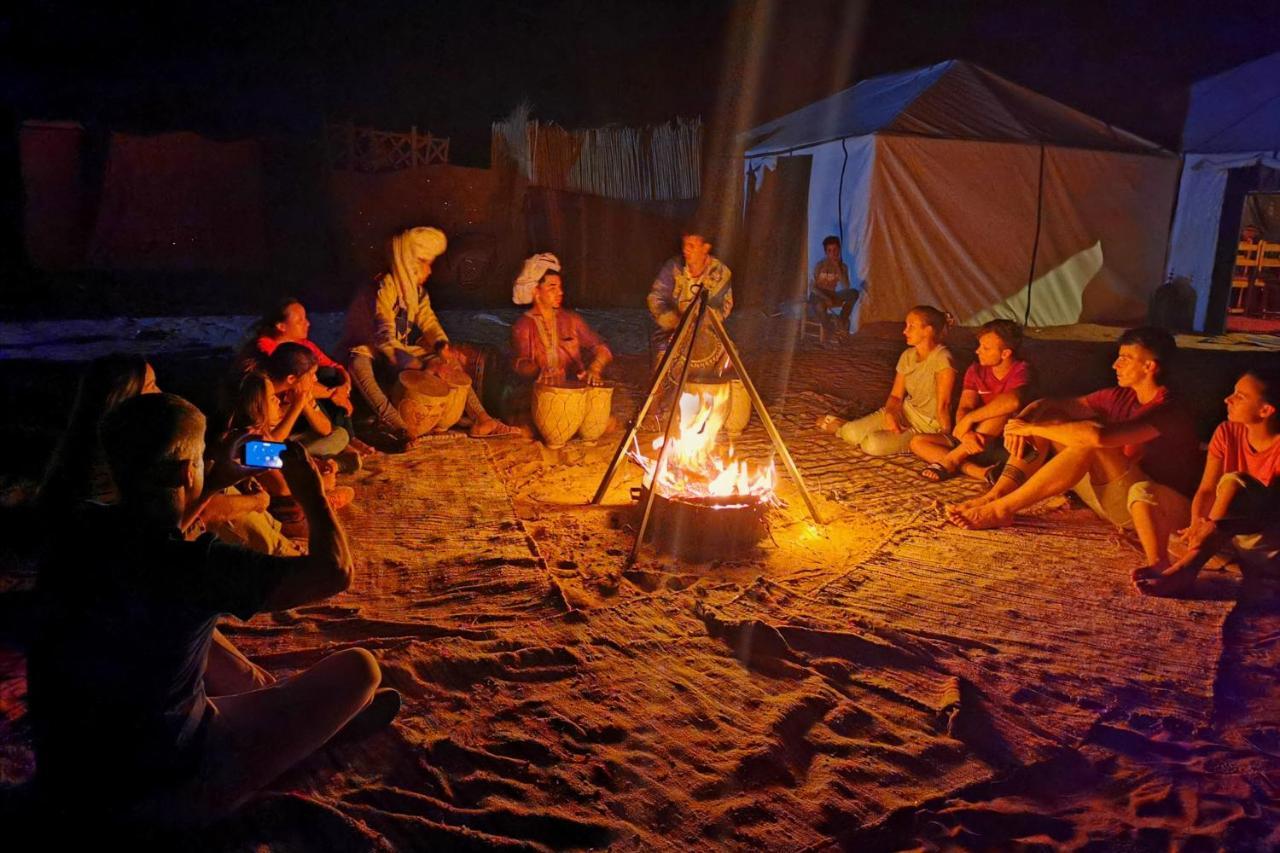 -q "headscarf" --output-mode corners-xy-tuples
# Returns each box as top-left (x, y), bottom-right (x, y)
(388, 227), (447, 317)
(512, 252), (561, 305)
